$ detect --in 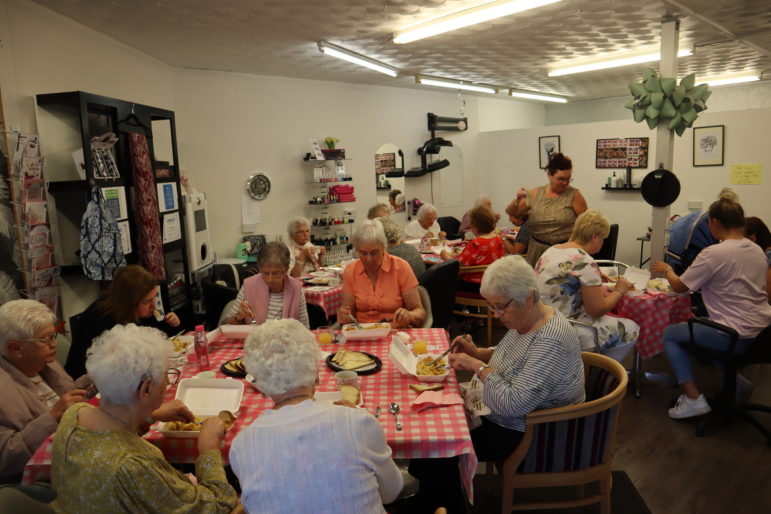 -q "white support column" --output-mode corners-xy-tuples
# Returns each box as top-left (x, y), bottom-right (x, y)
(649, 16), (680, 267)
